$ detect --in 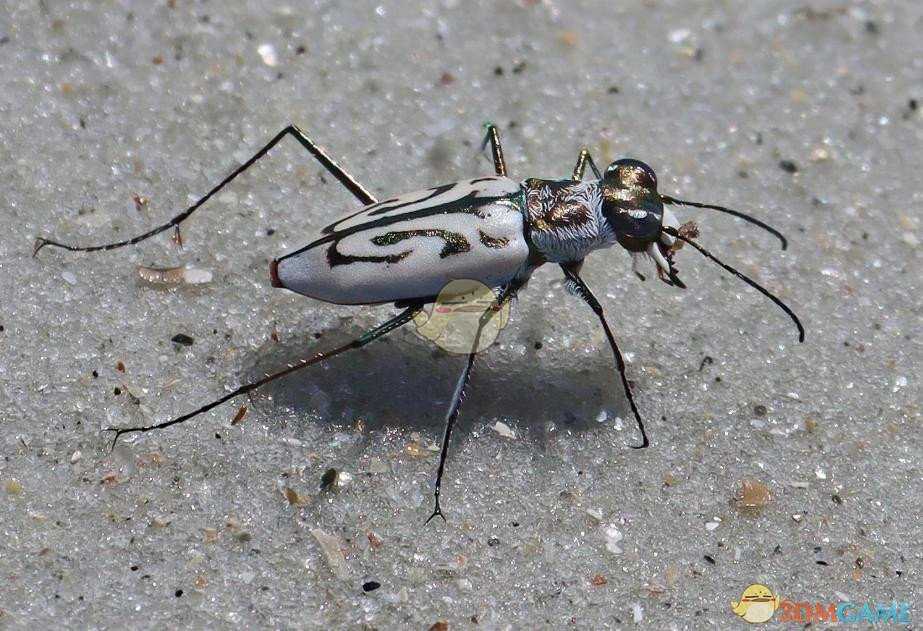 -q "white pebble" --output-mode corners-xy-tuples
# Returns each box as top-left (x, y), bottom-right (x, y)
(62, 271), (77, 285)
(70, 450), (82, 463)
(632, 603), (644, 623)
(492, 421), (516, 439)
(792, 513), (803, 522)
(336, 471), (353, 487)
(705, 521), (720, 531)
(182, 268), (213, 284)
(257, 43), (278, 67)
(669, 28), (691, 43)
(815, 467), (827, 480)
(604, 524), (623, 554)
